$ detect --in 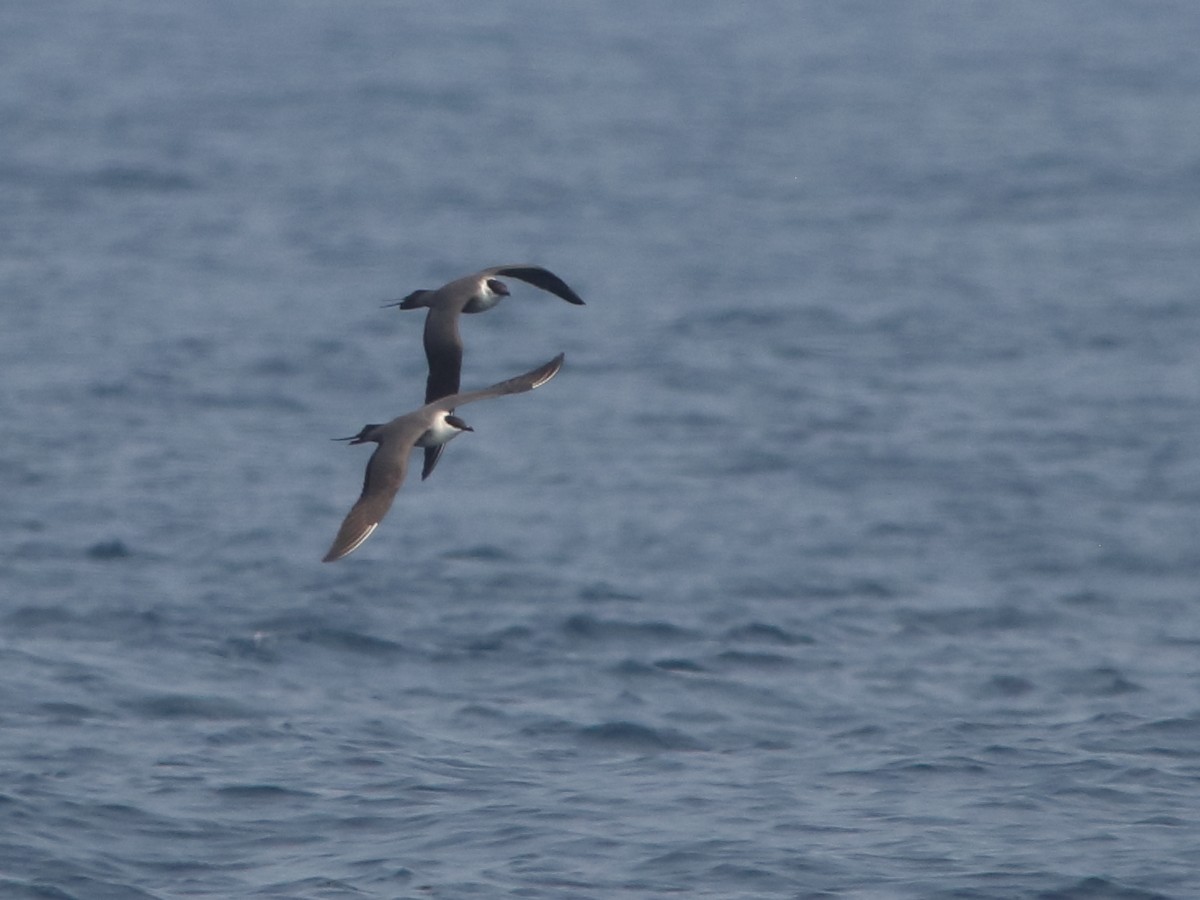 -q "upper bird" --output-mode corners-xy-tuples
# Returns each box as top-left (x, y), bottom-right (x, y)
(322, 353), (565, 563)
(385, 265), (584, 480)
